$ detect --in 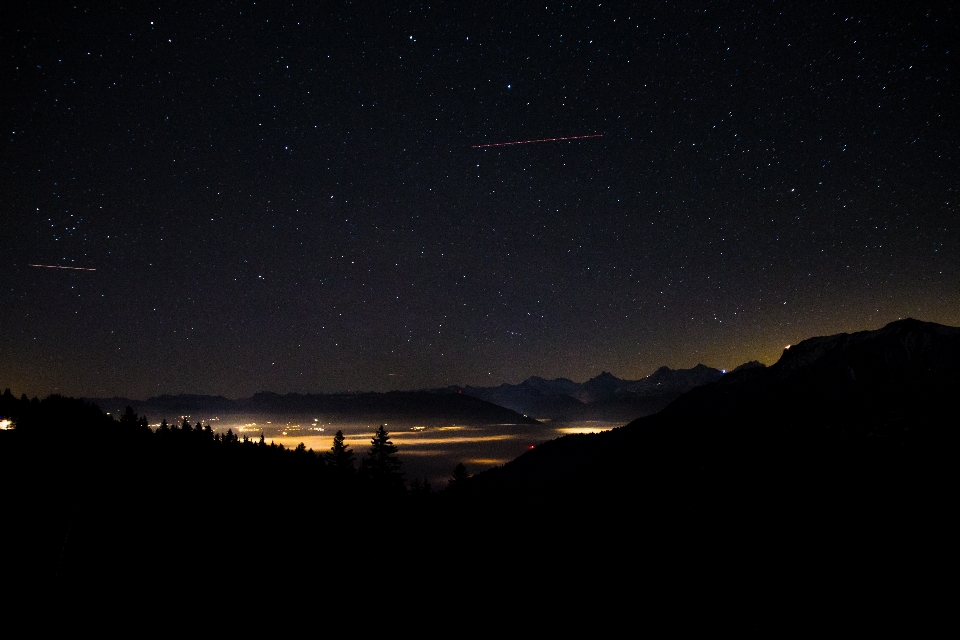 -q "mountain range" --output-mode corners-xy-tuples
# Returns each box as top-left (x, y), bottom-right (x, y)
(87, 365), (725, 427)
(460, 318), (959, 531)
(87, 389), (540, 428)
(451, 364), (724, 422)
(4, 316), (956, 595)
